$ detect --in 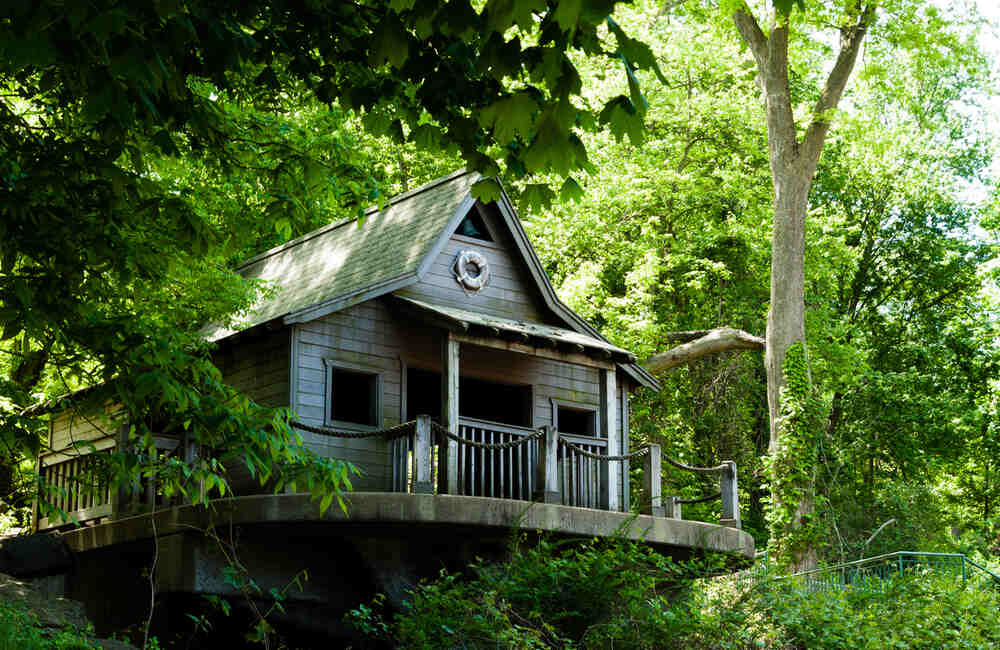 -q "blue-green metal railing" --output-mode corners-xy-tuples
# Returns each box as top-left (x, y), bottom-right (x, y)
(735, 551), (1000, 594)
